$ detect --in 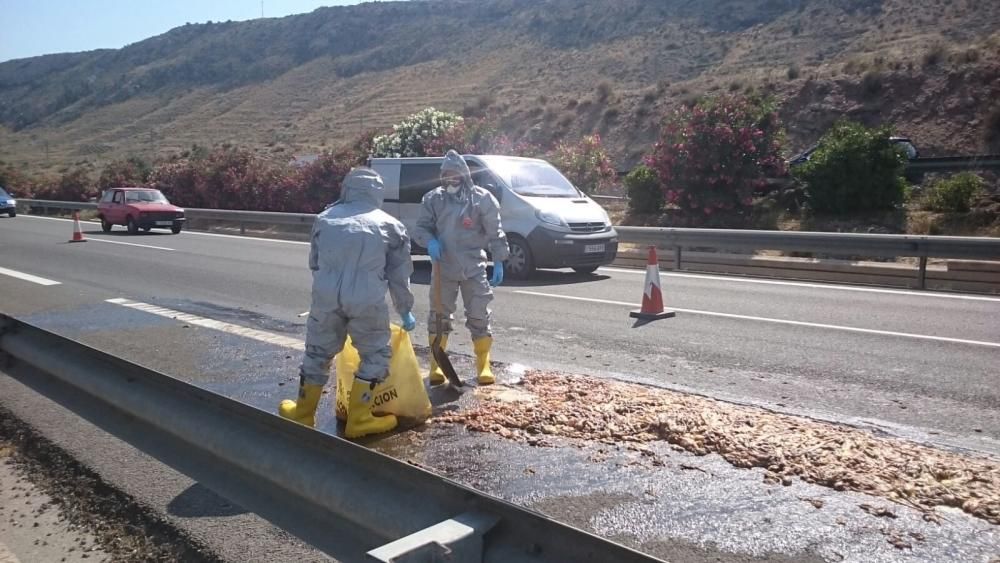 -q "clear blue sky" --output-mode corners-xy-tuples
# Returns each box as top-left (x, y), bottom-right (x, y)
(0, 1), (369, 62)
